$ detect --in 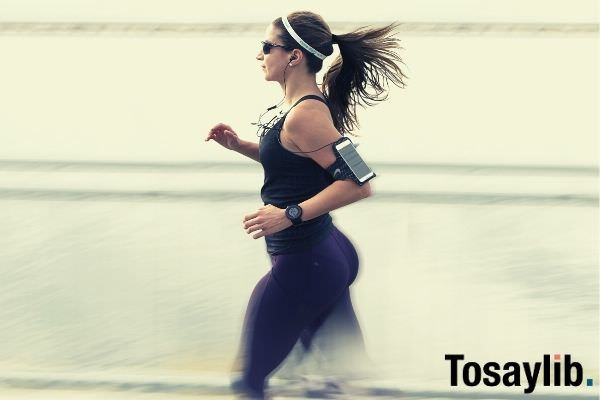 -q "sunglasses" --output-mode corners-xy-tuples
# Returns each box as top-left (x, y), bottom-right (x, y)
(261, 40), (290, 54)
